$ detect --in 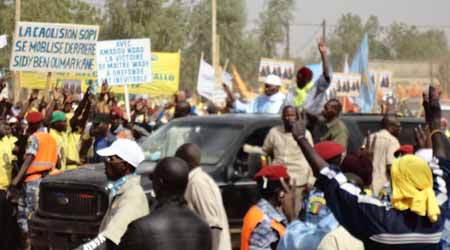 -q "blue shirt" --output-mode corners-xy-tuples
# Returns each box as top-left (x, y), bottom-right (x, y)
(316, 154), (450, 250)
(234, 92), (285, 114)
(249, 199), (287, 250)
